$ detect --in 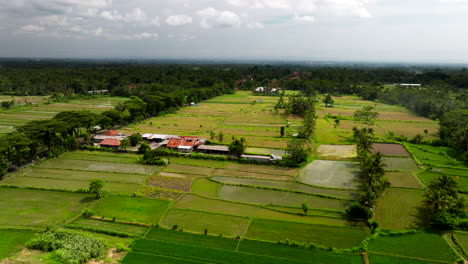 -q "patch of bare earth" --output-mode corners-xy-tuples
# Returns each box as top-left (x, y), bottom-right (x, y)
(147, 174), (192, 192)
(371, 143), (409, 156)
(88, 248), (126, 264)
